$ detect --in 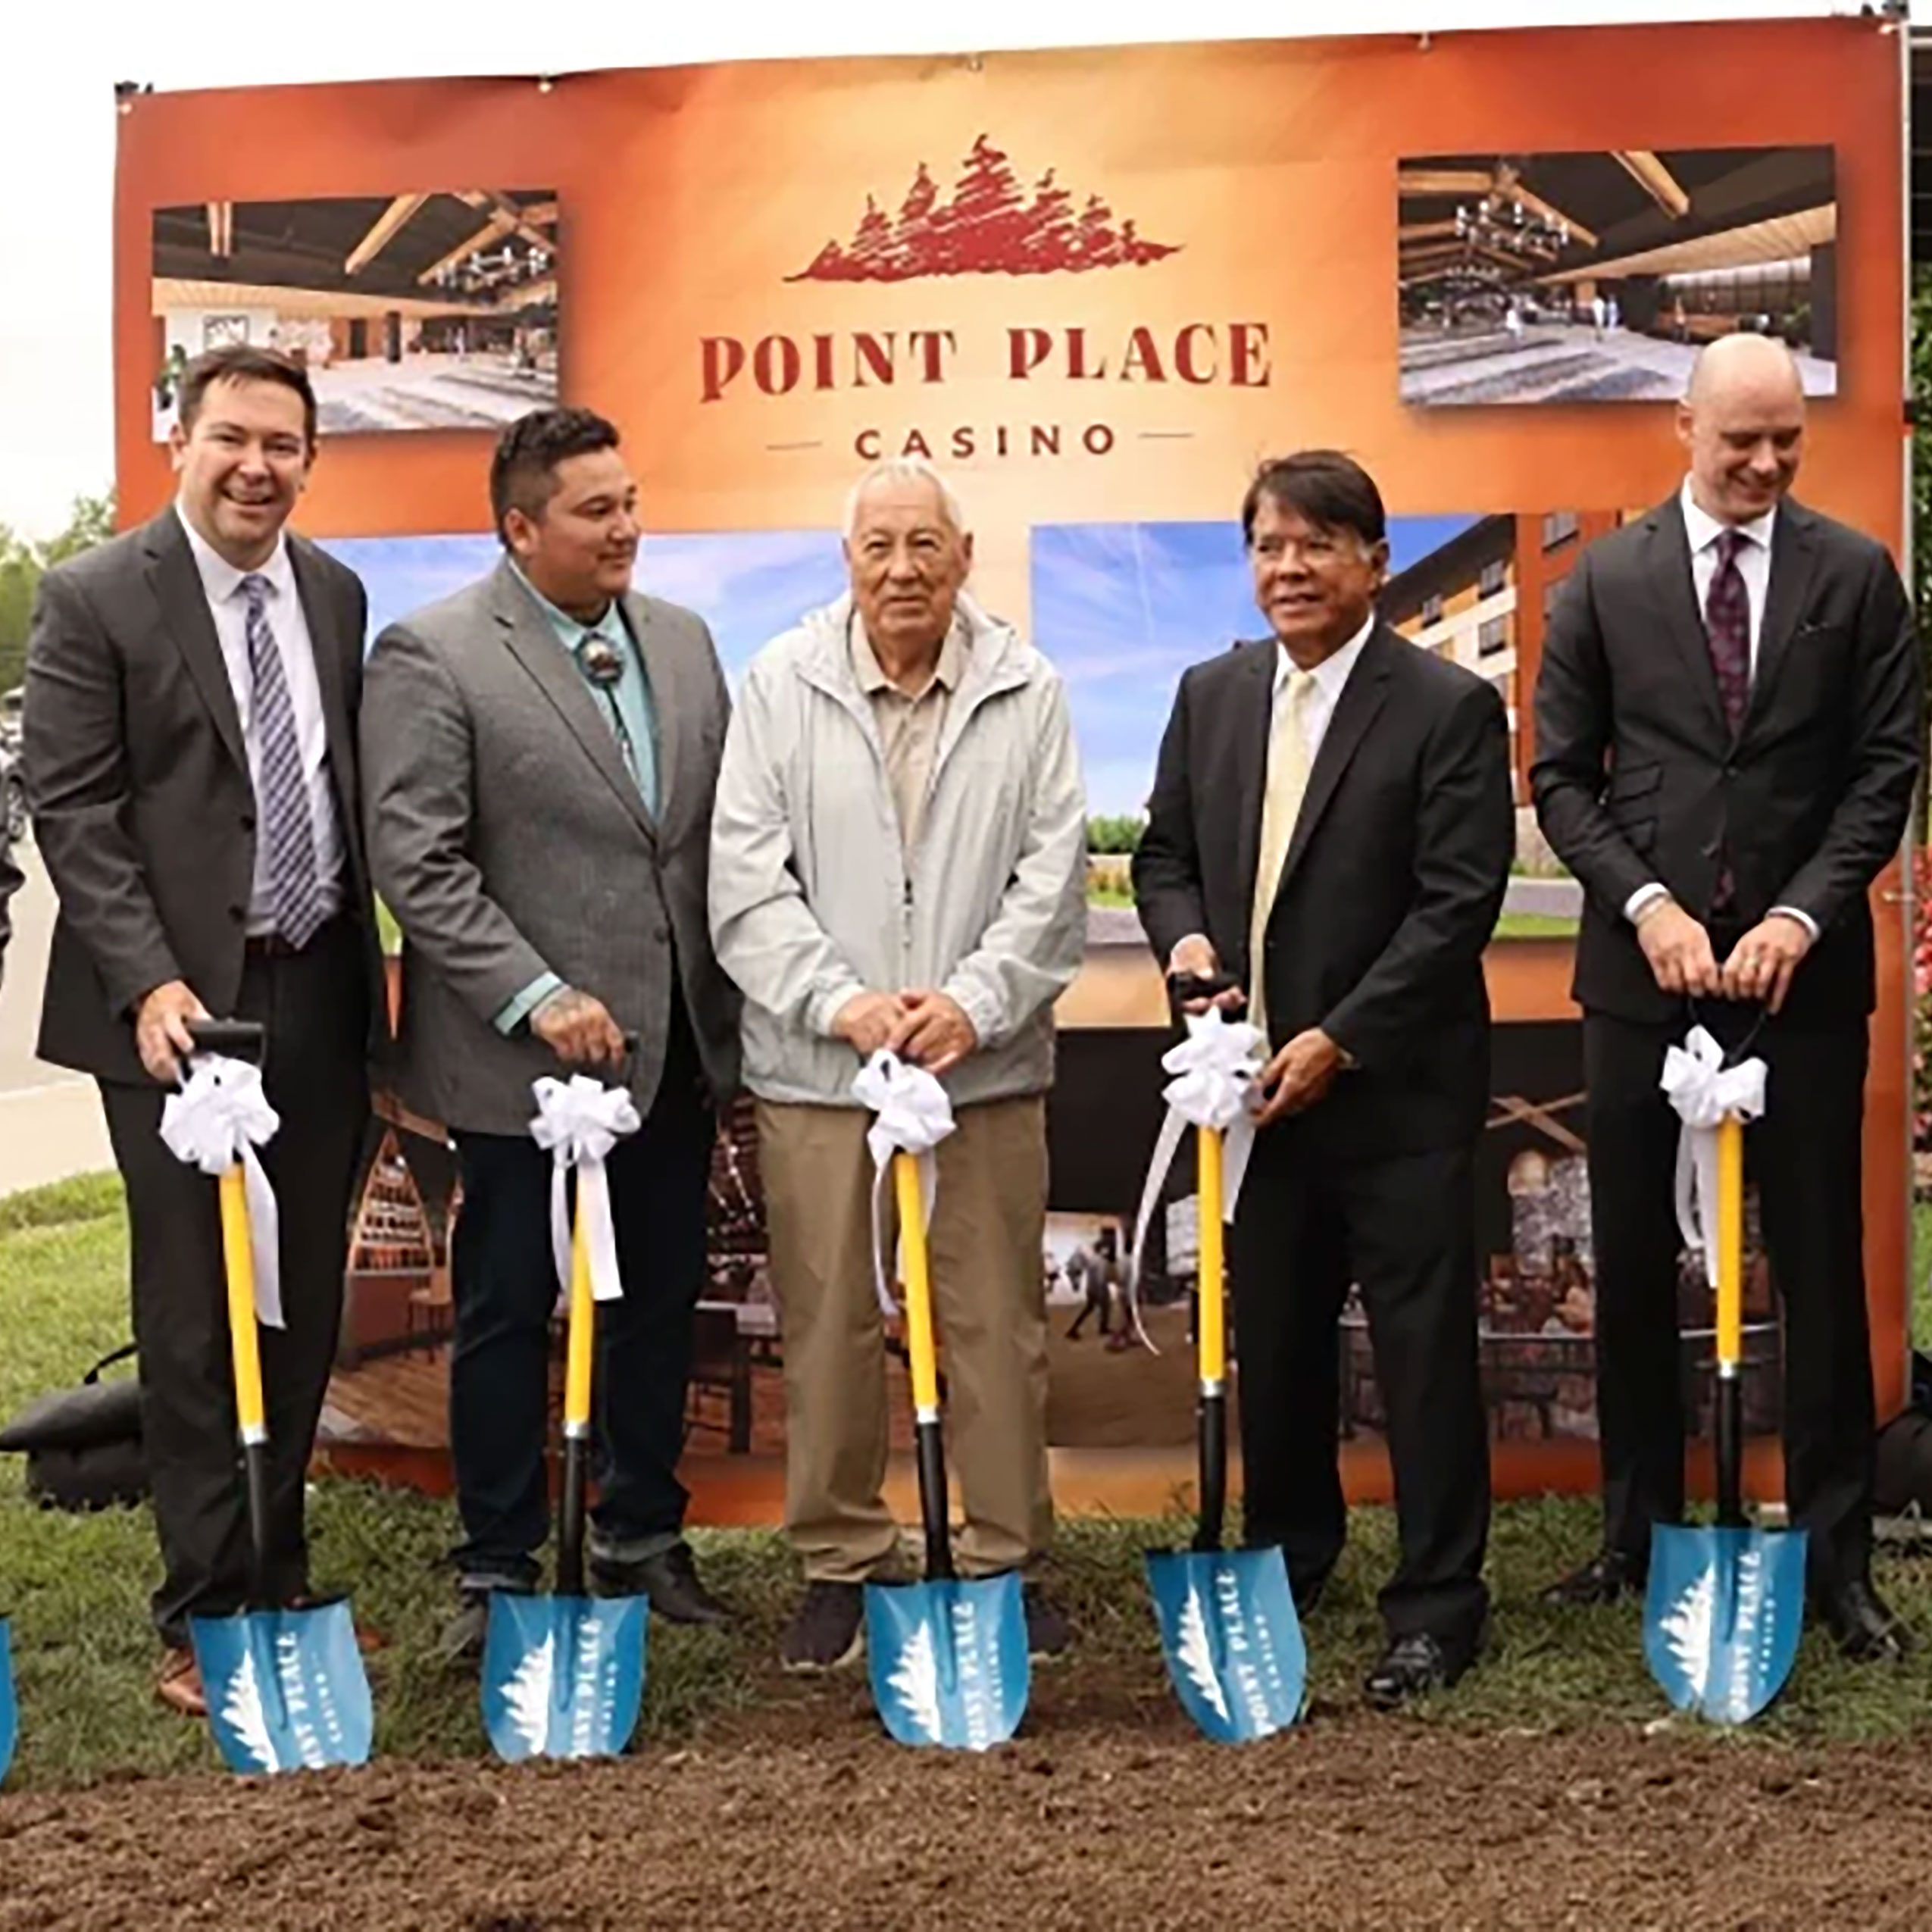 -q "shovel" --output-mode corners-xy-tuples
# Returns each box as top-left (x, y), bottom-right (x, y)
(865, 1149), (1030, 1751)
(481, 1056), (647, 1762)
(1644, 1105), (1806, 1724)
(1146, 1120), (1305, 1742)
(183, 1019), (376, 1775)
(0, 1616), (15, 1784)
